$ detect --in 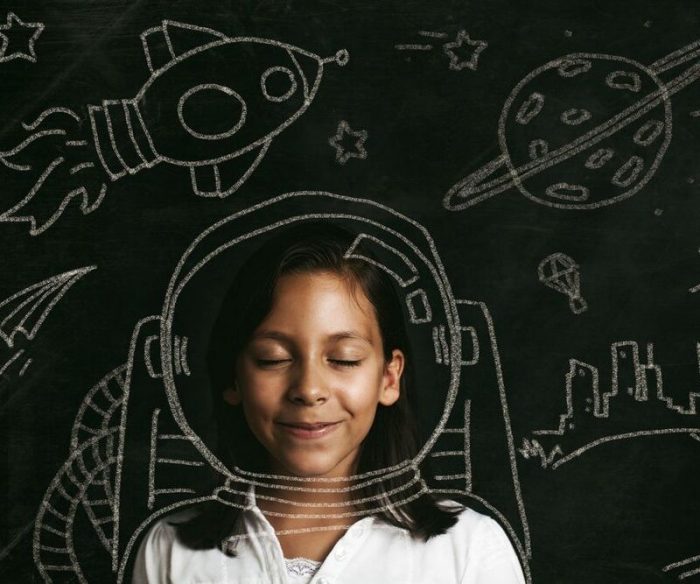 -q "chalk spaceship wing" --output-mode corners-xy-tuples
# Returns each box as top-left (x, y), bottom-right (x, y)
(0, 266), (95, 400)
(88, 20), (349, 197)
(0, 265), (96, 349)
